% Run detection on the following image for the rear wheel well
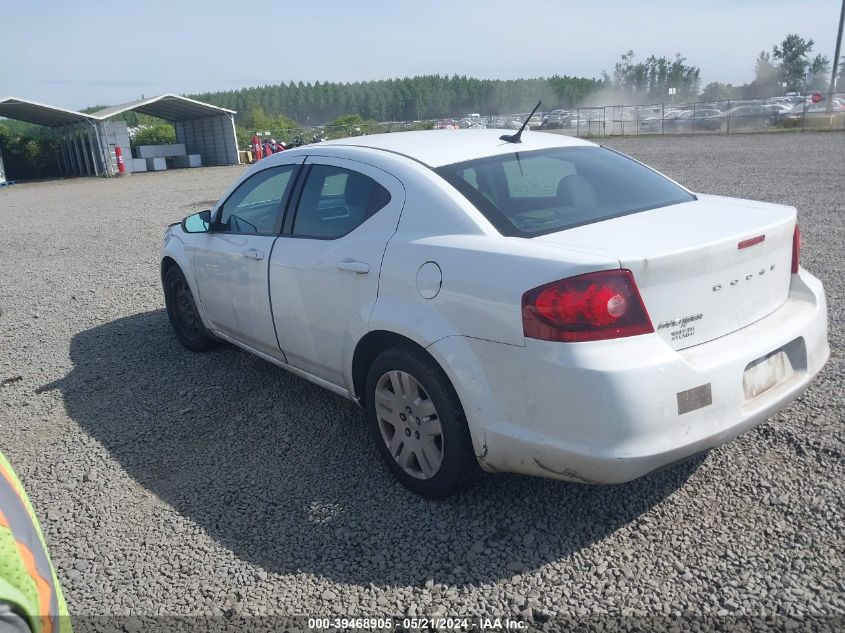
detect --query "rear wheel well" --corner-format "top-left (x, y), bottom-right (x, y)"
top-left (352, 331), bottom-right (433, 407)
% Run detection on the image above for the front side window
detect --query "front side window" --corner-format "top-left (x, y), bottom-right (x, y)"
top-left (436, 147), bottom-right (695, 237)
top-left (217, 165), bottom-right (296, 234)
top-left (292, 165), bottom-right (391, 239)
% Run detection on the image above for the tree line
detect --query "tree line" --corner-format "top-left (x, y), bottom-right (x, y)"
top-left (189, 74), bottom-right (605, 127)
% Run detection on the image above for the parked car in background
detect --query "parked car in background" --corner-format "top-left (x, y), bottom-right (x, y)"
top-left (527, 113), bottom-right (543, 129)
top-left (799, 100), bottom-right (845, 114)
top-left (459, 113), bottom-right (487, 129)
top-left (162, 129), bottom-right (828, 497)
top-left (783, 100), bottom-right (845, 127)
top-left (544, 109), bottom-right (572, 129)
top-left (506, 115), bottom-right (525, 129)
top-left (639, 109), bottom-right (682, 133)
top-left (457, 115), bottom-right (487, 129)
top-left (663, 108), bottom-right (726, 132)
top-left (568, 113), bottom-right (587, 128)
top-left (766, 103), bottom-right (794, 115)
top-left (726, 104), bottom-right (785, 129)
top-left (570, 111), bottom-right (607, 130)
top-left (782, 95), bottom-right (808, 107)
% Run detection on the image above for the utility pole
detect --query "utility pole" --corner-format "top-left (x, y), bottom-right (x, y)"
top-left (828, 0), bottom-right (845, 113)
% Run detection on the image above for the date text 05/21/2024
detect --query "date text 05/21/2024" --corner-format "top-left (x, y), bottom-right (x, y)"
top-left (307, 617), bottom-right (529, 630)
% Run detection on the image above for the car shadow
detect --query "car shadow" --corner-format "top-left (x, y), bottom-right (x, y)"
top-left (40, 309), bottom-right (702, 587)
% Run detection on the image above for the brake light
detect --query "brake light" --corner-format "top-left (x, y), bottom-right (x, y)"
top-left (522, 269), bottom-right (654, 342)
top-left (737, 235), bottom-right (765, 249)
top-left (791, 223), bottom-right (801, 274)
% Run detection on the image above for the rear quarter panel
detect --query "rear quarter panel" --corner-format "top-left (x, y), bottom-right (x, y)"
top-left (376, 171), bottom-right (619, 347)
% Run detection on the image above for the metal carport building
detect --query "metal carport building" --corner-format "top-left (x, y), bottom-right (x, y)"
top-left (0, 94), bottom-right (239, 178)
top-left (0, 96), bottom-right (105, 177)
top-left (90, 94), bottom-right (239, 170)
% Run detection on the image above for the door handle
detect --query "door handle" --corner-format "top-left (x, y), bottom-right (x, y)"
top-left (243, 249), bottom-right (265, 260)
top-left (336, 259), bottom-right (370, 274)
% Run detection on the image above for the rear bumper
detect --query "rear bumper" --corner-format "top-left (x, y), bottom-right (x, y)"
top-left (431, 270), bottom-right (828, 484)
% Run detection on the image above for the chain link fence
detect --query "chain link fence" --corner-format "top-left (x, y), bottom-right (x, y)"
top-left (567, 93), bottom-right (845, 137)
top-left (243, 92), bottom-right (844, 160)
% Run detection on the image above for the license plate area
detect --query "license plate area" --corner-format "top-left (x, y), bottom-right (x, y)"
top-left (742, 337), bottom-right (806, 401)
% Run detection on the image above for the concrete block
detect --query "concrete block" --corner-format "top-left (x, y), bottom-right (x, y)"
top-left (172, 154), bottom-right (202, 168)
top-left (145, 157), bottom-right (167, 171)
top-left (135, 144), bottom-right (186, 158)
top-left (131, 158), bottom-right (147, 172)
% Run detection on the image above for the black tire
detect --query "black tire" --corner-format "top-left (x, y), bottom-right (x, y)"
top-left (163, 266), bottom-right (217, 352)
top-left (365, 346), bottom-right (478, 498)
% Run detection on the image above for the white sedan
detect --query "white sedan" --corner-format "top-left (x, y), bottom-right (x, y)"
top-left (160, 129), bottom-right (829, 498)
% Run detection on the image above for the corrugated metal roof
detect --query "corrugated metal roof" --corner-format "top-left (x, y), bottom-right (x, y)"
top-left (0, 94), bottom-right (235, 128)
top-left (0, 96), bottom-right (95, 127)
top-left (90, 94), bottom-right (235, 120)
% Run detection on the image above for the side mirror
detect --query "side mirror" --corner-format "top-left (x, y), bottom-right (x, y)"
top-left (181, 210), bottom-right (211, 234)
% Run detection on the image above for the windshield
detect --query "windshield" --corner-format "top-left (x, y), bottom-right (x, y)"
top-left (435, 147), bottom-right (695, 237)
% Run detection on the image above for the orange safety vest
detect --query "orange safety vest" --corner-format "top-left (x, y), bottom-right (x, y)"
top-left (0, 454), bottom-right (70, 633)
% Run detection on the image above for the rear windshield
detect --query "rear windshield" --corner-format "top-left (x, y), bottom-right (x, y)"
top-left (435, 147), bottom-right (695, 237)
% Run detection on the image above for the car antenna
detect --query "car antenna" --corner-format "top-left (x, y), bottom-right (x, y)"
top-left (500, 101), bottom-right (541, 144)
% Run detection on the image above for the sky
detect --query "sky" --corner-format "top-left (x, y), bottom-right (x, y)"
top-left (1, 0), bottom-right (841, 110)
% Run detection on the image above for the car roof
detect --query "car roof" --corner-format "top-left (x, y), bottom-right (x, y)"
top-left (319, 129), bottom-right (596, 168)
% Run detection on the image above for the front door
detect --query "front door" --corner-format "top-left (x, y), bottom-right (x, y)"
top-left (193, 162), bottom-right (299, 358)
top-left (269, 156), bottom-right (405, 386)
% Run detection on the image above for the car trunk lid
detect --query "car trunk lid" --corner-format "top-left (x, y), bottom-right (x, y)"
top-left (533, 194), bottom-right (796, 350)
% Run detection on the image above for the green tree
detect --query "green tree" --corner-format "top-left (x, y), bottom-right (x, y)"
top-left (752, 51), bottom-right (781, 95)
top-left (699, 81), bottom-right (735, 101)
top-left (0, 124), bottom-right (60, 180)
top-left (610, 51), bottom-right (700, 100)
top-left (807, 54), bottom-right (831, 91)
top-left (772, 34), bottom-right (816, 91)
top-left (130, 123), bottom-right (176, 147)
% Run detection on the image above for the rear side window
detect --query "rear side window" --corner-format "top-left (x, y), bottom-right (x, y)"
top-left (292, 165), bottom-right (391, 239)
top-left (436, 147), bottom-right (695, 237)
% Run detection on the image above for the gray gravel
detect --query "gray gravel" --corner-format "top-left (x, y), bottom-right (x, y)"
top-left (0, 133), bottom-right (843, 628)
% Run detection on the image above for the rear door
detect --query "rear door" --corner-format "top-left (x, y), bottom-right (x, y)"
top-left (269, 156), bottom-right (405, 386)
top-left (193, 162), bottom-right (301, 358)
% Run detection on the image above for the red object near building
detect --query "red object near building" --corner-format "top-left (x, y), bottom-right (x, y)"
top-left (252, 135), bottom-right (263, 160)
top-left (810, 92), bottom-right (823, 104)
top-left (115, 146), bottom-right (126, 174)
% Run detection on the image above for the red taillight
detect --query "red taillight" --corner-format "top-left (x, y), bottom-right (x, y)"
top-left (522, 269), bottom-right (654, 342)
top-left (791, 223), bottom-right (801, 274)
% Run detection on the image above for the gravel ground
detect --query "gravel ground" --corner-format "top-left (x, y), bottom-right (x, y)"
top-left (0, 132), bottom-right (843, 630)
